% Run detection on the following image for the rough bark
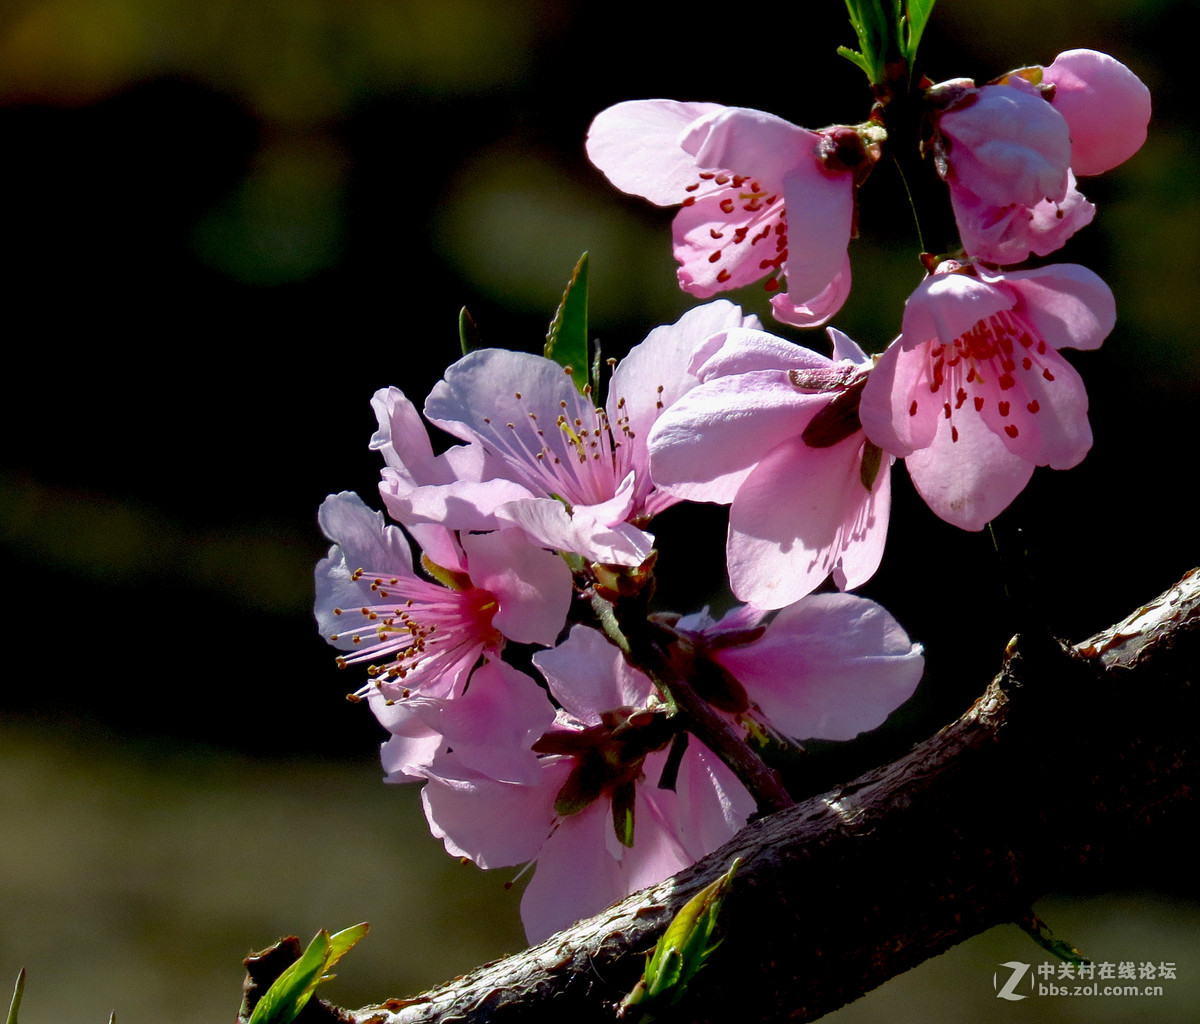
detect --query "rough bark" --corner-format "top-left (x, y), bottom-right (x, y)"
top-left (243, 568), bottom-right (1200, 1024)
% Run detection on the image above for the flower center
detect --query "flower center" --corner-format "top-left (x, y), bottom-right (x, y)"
top-left (911, 308), bottom-right (1054, 444)
top-left (331, 569), bottom-right (501, 697)
top-left (682, 170), bottom-right (789, 292)
top-left (474, 386), bottom-right (629, 510)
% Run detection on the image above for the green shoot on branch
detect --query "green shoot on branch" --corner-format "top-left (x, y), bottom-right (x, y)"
top-left (619, 858), bottom-right (743, 1019)
top-left (840, 0), bottom-right (938, 83)
top-left (247, 923), bottom-right (370, 1024)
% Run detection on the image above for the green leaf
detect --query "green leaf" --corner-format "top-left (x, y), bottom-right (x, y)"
top-left (837, 44), bottom-right (874, 78)
top-left (621, 858), bottom-right (742, 1015)
top-left (842, 0), bottom-right (892, 83)
top-left (458, 306), bottom-right (483, 355)
top-left (902, 0), bottom-right (936, 68)
top-left (6, 969), bottom-right (24, 1024)
top-left (544, 253), bottom-right (590, 395)
top-left (248, 923), bottom-right (370, 1024)
top-left (325, 922), bottom-right (371, 974)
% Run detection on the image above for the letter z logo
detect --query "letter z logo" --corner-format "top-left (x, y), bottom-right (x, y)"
top-left (994, 961), bottom-right (1032, 1000)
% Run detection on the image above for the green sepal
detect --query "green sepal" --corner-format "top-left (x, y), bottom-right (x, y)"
top-left (621, 857), bottom-right (742, 1015)
top-left (458, 306), bottom-right (483, 355)
top-left (248, 923), bottom-right (370, 1024)
top-left (553, 761), bottom-right (604, 817)
top-left (860, 441), bottom-right (884, 491)
top-left (544, 253), bottom-right (590, 395)
top-left (611, 779), bottom-right (637, 848)
top-left (420, 553), bottom-right (473, 591)
top-left (6, 969), bottom-right (24, 1024)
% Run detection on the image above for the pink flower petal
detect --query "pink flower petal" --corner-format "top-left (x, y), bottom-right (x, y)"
top-left (413, 660), bottom-right (556, 786)
top-left (950, 173), bottom-right (1095, 265)
top-left (725, 433), bottom-right (889, 607)
top-left (900, 271), bottom-right (1014, 353)
top-left (679, 106), bottom-right (818, 186)
top-left (672, 190), bottom-right (786, 297)
top-left (519, 800), bottom-right (625, 942)
top-left (904, 404), bottom-right (1035, 530)
top-left (939, 84), bottom-right (1071, 207)
top-left (532, 626), bottom-right (654, 723)
top-left (1043, 49), bottom-right (1151, 176)
top-left (771, 257), bottom-right (852, 327)
top-left (994, 264), bottom-right (1116, 351)
top-left (460, 530), bottom-right (572, 647)
top-left (715, 593), bottom-right (924, 741)
top-left (648, 369), bottom-right (827, 504)
top-left (780, 166), bottom-right (855, 304)
top-left (421, 759), bottom-right (567, 871)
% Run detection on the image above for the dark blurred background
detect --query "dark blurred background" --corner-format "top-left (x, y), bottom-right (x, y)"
top-left (1, 0), bottom-right (1197, 1021)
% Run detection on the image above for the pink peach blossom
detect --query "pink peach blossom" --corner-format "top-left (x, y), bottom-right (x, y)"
top-left (421, 626), bottom-right (755, 942)
top-left (673, 592), bottom-right (925, 743)
top-left (859, 262), bottom-right (1115, 530)
top-left (315, 491), bottom-right (571, 699)
top-left (934, 81), bottom-right (1071, 209)
top-left (648, 325), bottom-right (891, 608)
top-left (387, 301), bottom-right (758, 565)
top-left (586, 100), bottom-right (862, 326)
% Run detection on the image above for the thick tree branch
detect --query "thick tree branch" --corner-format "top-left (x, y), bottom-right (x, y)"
top-left (243, 568), bottom-right (1200, 1024)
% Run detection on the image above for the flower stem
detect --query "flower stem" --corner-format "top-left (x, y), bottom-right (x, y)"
top-left (601, 592), bottom-right (794, 814)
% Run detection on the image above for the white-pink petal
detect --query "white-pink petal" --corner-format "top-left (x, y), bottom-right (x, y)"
top-left (585, 99), bottom-right (725, 206)
top-left (680, 106), bottom-right (818, 186)
top-left (648, 369), bottom-right (827, 504)
top-left (900, 271), bottom-right (1014, 352)
top-left (780, 165), bottom-right (855, 303)
top-left (532, 625), bottom-right (655, 723)
top-left (771, 258), bottom-right (852, 328)
top-left (421, 759), bottom-right (568, 871)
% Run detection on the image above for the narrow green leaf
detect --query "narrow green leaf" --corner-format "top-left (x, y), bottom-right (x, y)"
top-left (837, 45), bottom-right (874, 78)
top-left (248, 930), bottom-right (331, 1024)
top-left (903, 0), bottom-right (937, 67)
top-left (458, 306), bottom-right (483, 355)
top-left (544, 253), bottom-right (590, 395)
top-left (6, 969), bottom-right (24, 1024)
top-left (325, 922), bottom-right (370, 974)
